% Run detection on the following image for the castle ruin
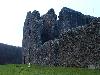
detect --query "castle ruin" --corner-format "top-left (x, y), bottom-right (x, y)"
top-left (22, 7), bottom-right (100, 68)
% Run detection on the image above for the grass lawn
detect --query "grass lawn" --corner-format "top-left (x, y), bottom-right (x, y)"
top-left (0, 64), bottom-right (100, 75)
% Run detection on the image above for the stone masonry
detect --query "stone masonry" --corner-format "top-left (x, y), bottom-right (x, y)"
top-left (22, 7), bottom-right (100, 68)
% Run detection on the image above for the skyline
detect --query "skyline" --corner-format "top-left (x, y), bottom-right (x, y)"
top-left (0, 0), bottom-right (100, 47)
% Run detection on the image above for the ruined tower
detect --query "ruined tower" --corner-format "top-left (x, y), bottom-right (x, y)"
top-left (22, 7), bottom-right (100, 68)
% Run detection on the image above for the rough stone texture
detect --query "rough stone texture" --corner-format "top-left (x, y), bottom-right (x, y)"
top-left (59, 23), bottom-right (100, 68)
top-left (22, 7), bottom-right (100, 69)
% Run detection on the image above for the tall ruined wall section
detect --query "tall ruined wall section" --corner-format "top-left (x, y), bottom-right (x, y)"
top-left (22, 7), bottom-right (100, 68)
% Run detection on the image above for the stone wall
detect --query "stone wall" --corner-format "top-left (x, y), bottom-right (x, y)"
top-left (22, 7), bottom-right (100, 68)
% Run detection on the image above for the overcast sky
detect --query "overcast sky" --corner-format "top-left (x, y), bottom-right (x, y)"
top-left (0, 0), bottom-right (100, 47)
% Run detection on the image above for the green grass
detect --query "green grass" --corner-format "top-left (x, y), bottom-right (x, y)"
top-left (0, 64), bottom-right (100, 75)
